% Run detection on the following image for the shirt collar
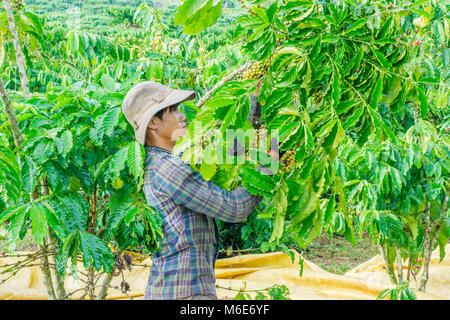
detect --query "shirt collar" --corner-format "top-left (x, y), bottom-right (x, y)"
top-left (145, 145), bottom-right (172, 154)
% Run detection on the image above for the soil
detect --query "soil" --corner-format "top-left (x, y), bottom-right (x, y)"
top-left (299, 232), bottom-right (379, 274)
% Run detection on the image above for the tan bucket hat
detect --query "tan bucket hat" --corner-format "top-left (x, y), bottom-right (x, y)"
top-left (122, 81), bottom-right (196, 146)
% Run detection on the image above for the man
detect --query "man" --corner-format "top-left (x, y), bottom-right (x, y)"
top-left (122, 81), bottom-right (277, 300)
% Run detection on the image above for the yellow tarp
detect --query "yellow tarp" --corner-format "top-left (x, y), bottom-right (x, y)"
top-left (1, 244), bottom-right (449, 300)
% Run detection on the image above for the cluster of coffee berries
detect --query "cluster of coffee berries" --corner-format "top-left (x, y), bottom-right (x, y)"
top-left (152, 32), bottom-right (162, 48)
top-left (312, 88), bottom-right (325, 104)
top-left (280, 150), bottom-right (297, 172)
top-left (238, 55), bottom-right (273, 81)
top-left (200, 132), bottom-right (214, 149)
top-left (264, 53), bottom-right (274, 69)
top-left (168, 39), bottom-right (181, 50)
top-left (239, 60), bottom-right (265, 80)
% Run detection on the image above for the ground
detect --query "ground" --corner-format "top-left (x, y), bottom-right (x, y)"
top-left (299, 232), bottom-right (379, 274)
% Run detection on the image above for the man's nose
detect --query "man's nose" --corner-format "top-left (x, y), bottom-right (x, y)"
top-left (179, 111), bottom-right (187, 122)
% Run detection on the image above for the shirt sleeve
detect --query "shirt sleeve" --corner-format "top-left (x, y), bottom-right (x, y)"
top-left (152, 154), bottom-right (263, 223)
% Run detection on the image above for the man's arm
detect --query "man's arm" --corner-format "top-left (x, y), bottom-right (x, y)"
top-left (152, 155), bottom-right (262, 223)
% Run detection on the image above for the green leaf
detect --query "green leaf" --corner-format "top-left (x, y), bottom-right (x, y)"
top-left (390, 167), bottom-right (403, 191)
top-left (103, 107), bottom-right (121, 137)
top-left (109, 146), bottom-right (129, 178)
top-left (43, 161), bottom-right (70, 193)
top-left (331, 69), bottom-right (341, 106)
top-left (378, 213), bottom-right (388, 237)
top-left (94, 155), bottom-right (112, 181)
top-left (174, 0), bottom-right (223, 34)
top-left (52, 193), bottom-right (89, 232)
top-left (100, 74), bottom-right (116, 91)
top-left (405, 287), bottom-right (416, 300)
top-left (293, 5), bottom-right (315, 22)
top-left (21, 155), bottom-right (37, 194)
top-left (29, 203), bottom-right (48, 245)
top-left (238, 166), bottom-right (276, 196)
top-left (371, 48), bottom-right (392, 68)
top-left (324, 193), bottom-right (335, 225)
top-left (343, 19), bottom-right (366, 34)
top-left (269, 181), bottom-right (288, 242)
top-left (377, 288), bottom-right (391, 300)
top-left (8, 205), bottom-right (30, 242)
top-left (380, 77), bottom-right (402, 105)
top-left (79, 231), bottom-right (114, 273)
top-left (344, 219), bottom-right (357, 246)
top-left (68, 31), bottom-right (79, 55)
top-left (342, 107), bottom-right (364, 130)
top-left (417, 86), bottom-right (428, 119)
top-left (0, 203), bottom-right (29, 226)
top-left (0, 146), bottom-right (21, 204)
top-left (300, 60), bottom-right (312, 88)
top-left (42, 202), bottom-right (66, 240)
top-left (33, 139), bottom-right (55, 164)
top-left (200, 144), bottom-right (217, 181)
top-left (127, 141), bottom-right (144, 180)
top-left (370, 75), bottom-right (384, 110)
top-left (56, 230), bottom-right (79, 277)
top-left (437, 229), bottom-right (449, 262)
top-left (55, 130), bottom-right (73, 157)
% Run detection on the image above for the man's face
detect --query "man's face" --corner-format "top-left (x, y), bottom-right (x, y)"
top-left (154, 105), bottom-right (187, 142)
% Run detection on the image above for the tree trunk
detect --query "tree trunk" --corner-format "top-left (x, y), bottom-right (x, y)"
top-left (0, 78), bottom-right (22, 147)
top-left (418, 195), bottom-right (448, 292)
top-left (97, 271), bottom-right (114, 300)
top-left (195, 62), bottom-right (252, 108)
top-left (40, 175), bottom-right (67, 299)
top-left (379, 244), bottom-right (398, 285)
top-left (38, 238), bottom-right (57, 300)
top-left (48, 231), bottom-right (67, 299)
top-left (88, 267), bottom-right (96, 300)
top-left (396, 248), bottom-right (403, 284)
top-left (407, 252), bottom-right (412, 282)
top-left (3, 0), bottom-right (32, 99)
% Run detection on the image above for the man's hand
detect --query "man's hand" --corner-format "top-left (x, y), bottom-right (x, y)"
top-left (268, 149), bottom-right (279, 161)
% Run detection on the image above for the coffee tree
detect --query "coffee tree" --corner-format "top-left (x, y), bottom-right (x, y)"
top-left (173, 0), bottom-right (449, 291)
top-left (0, 3), bottom-right (223, 299)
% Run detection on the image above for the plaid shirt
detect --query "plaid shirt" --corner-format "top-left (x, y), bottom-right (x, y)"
top-left (142, 146), bottom-right (262, 300)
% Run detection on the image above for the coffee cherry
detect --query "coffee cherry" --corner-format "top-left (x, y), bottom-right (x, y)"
top-left (280, 150), bottom-right (297, 172)
top-left (237, 55), bottom-right (273, 81)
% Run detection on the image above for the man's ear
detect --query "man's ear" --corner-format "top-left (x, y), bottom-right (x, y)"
top-left (147, 117), bottom-right (160, 130)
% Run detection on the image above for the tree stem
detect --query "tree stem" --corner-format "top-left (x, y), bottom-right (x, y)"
top-left (396, 248), bottom-right (403, 284)
top-left (195, 62), bottom-right (252, 109)
top-left (418, 195), bottom-right (448, 292)
top-left (3, 0), bottom-right (32, 99)
top-left (96, 270), bottom-right (114, 300)
top-left (0, 78), bottom-right (22, 147)
top-left (379, 244), bottom-right (397, 285)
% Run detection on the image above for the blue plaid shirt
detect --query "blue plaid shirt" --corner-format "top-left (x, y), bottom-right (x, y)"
top-left (142, 146), bottom-right (262, 299)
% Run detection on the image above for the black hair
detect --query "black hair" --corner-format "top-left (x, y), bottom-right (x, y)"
top-left (153, 103), bottom-right (180, 120)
